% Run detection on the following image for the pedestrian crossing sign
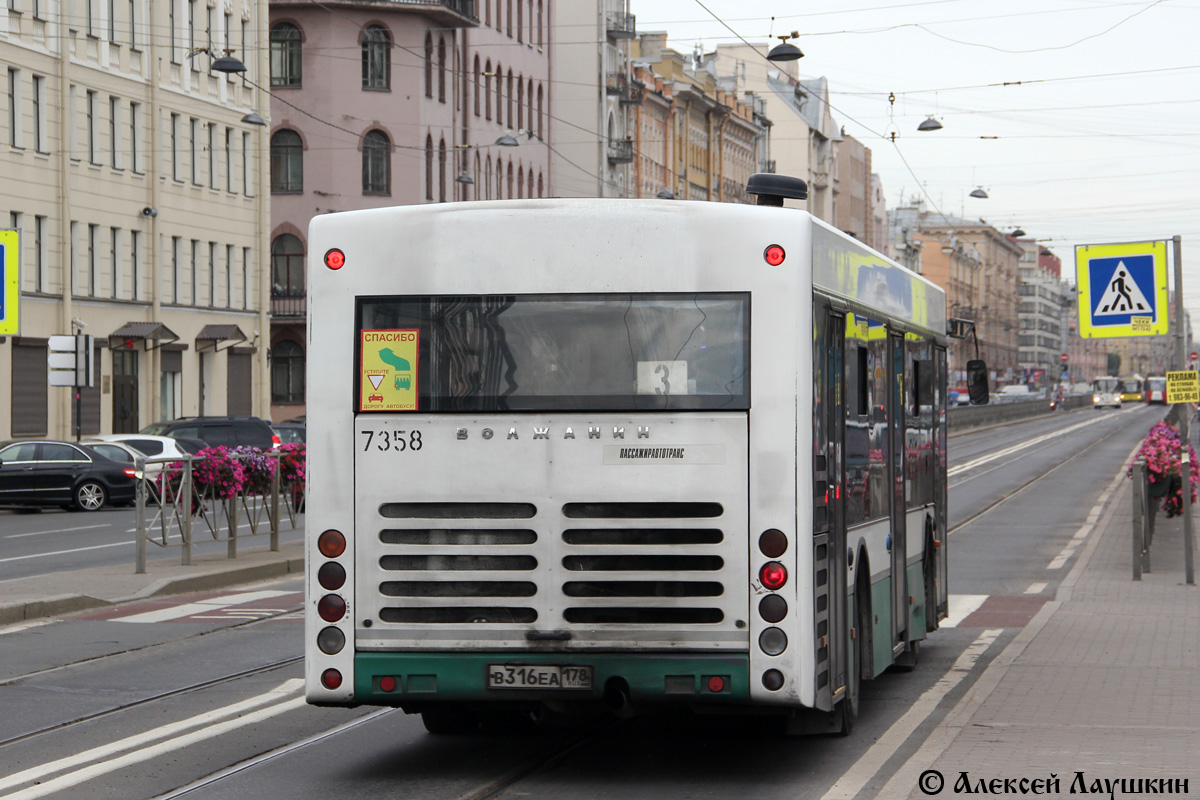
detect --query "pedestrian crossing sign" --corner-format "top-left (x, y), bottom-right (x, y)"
top-left (1076, 240), bottom-right (1168, 338)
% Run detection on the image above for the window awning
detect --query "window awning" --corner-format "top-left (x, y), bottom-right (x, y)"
top-left (109, 322), bottom-right (180, 351)
top-left (196, 324), bottom-right (248, 352)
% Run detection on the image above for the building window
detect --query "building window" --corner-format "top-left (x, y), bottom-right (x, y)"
top-left (425, 135), bottom-right (433, 200)
top-left (129, 101), bottom-right (141, 172)
top-left (208, 241), bottom-right (216, 306)
top-left (190, 239), bottom-right (198, 305)
top-left (130, 229), bottom-right (139, 300)
top-left (170, 112), bottom-right (180, 181)
top-left (242, 131), bottom-right (251, 196)
top-left (34, 215), bottom-right (46, 293)
top-left (171, 236), bottom-right (180, 303)
top-left (225, 126), bottom-right (233, 191)
top-left (270, 23), bottom-right (302, 87)
top-left (438, 138), bottom-right (446, 203)
top-left (88, 224), bottom-right (98, 296)
top-left (473, 55), bottom-right (481, 116)
top-left (107, 96), bottom-right (120, 168)
top-left (424, 33), bottom-right (432, 98)
top-left (271, 340), bottom-right (305, 404)
top-left (362, 129), bottom-right (390, 195)
top-left (270, 129), bottom-right (303, 193)
top-left (189, 117), bottom-right (198, 184)
top-left (437, 37), bottom-right (446, 103)
top-left (271, 234), bottom-right (304, 298)
top-left (225, 244), bottom-right (234, 306)
top-left (87, 90), bottom-right (98, 164)
top-left (362, 25), bottom-right (390, 90)
top-left (243, 247), bottom-right (250, 308)
top-left (32, 75), bottom-right (46, 153)
top-left (110, 227), bottom-right (120, 297)
top-left (485, 60), bottom-right (492, 120)
top-left (6, 69), bottom-right (18, 149)
top-left (207, 122), bottom-right (216, 188)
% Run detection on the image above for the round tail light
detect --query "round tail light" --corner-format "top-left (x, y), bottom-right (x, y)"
top-left (762, 669), bottom-right (785, 691)
top-left (318, 529), bottom-right (346, 558)
top-left (760, 561), bottom-right (788, 591)
top-left (318, 561), bottom-right (347, 591)
top-left (317, 626), bottom-right (345, 655)
top-left (321, 668), bottom-right (343, 690)
top-left (318, 594), bottom-right (347, 622)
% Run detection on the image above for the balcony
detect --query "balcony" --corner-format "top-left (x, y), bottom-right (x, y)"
top-left (607, 139), bottom-right (634, 164)
top-left (391, 0), bottom-right (479, 26)
top-left (607, 12), bottom-right (636, 40)
top-left (271, 292), bottom-right (307, 318)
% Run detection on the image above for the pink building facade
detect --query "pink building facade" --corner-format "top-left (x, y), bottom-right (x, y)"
top-left (267, 0), bottom-right (551, 420)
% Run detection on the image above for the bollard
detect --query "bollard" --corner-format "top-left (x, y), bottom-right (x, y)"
top-left (135, 456), bottom-right (147, 574)
top-left (181, 458), bottom-right (193, 566)
top-left (1132, 460), bottom-right (1145, 580)
top-left (270, 453), bottom-right (281, 552)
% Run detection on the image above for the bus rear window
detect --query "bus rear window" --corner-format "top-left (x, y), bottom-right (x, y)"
top-left (356, 293), bottom-right (750, 412)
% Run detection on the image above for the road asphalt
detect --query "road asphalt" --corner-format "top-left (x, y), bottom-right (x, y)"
top-left (2, 468), bottom-right (1197, 794)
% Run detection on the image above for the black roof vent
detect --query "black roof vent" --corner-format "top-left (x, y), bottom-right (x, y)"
top-left (746, 173), bottom-right (808, 206)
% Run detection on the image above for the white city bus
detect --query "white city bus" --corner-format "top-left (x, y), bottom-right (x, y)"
top-left (305, 178), bottom-right (952, 735)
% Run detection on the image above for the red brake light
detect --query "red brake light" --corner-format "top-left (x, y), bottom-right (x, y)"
top-left (123, 468), bottom-right (137, 478)
top-left (321, 668), bottom-right (343, 690)
top-left (760, 561), bottom-right (788, 591)
top-left (706, 676), bottom-right (726, 693)
top-left (764, 244), bottom-right (786, 266)
top-left (325, 248), bottom-right (345, 270)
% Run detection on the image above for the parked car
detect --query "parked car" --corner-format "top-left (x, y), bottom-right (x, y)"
top-left (86, 434), bottom-right (207, 460)
top-left (0, 440), bottom-right (138, 511)
top-left (140, 417), bottom-right (279, 450)
top-left (271, 421), bottom-right (306, 444)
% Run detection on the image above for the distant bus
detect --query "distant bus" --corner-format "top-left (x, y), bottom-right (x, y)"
top-left (1120, 376), bottom-right (1144, 403)
top-left (1092, 376), bottom-right (1122, 409)
top-left (1145, 376), bottom-right (1167, 404)
top-left (305, 182), bottom-right (956, 736)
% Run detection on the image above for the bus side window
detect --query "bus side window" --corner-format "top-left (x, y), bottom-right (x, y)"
top-left (855, 348), bottom-right (869, 417)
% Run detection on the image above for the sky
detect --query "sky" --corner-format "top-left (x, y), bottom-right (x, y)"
top-left (630, 0), bottom-right (1200, 327)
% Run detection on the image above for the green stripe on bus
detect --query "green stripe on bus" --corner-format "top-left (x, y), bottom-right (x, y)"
top-left (354, 652), bottom-right (751, 703)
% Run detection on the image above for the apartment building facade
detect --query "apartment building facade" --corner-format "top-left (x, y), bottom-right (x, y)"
top-left (1, 0), bottom-right (271, 440)
top-left (266, 0), bottom-right (550, 420)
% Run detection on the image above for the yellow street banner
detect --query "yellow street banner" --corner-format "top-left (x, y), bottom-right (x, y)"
top-left (1076, 240), bottom-right (1168, 338)
top-left (360, 329), bottom-right (419, 411)
top-left (1166, 370), bottom-right (1200, 405)
top-left (0, 229), bottom-right (19, 336)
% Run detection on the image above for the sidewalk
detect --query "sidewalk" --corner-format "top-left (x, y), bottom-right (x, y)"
top-left (883, 474), bottom-right (1200, 797)
top-left (0, 540), bottom-right (304, 626)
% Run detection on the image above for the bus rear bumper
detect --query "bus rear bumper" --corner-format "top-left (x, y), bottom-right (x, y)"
top-left (352, 651), bottom-right (751, 707)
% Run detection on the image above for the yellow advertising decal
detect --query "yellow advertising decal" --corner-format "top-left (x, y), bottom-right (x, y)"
top-left (0, 229), bottom-right (19, 336)
top-left (1166, 370), bottom-right (1199, 405)
top-left (360, 329), bottom-right (419, 411)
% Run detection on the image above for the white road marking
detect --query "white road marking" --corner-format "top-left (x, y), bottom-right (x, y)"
top-left (0, 540), bottom-right (132, 564)
top-left (948, 414), bottom-right (1113, 478)
top-left (0, 678), bottom-right (303, 797)
top-left (940, 594), bottom-right (987, 628)
top-left (1024, 582), bottom-right (1047, 594)
top-left (4, 524), bottom-right (109, 538)
top-left (108, 590), bottom-right (295, 623)
top-left (819, 629), bottom-right (1002, 800)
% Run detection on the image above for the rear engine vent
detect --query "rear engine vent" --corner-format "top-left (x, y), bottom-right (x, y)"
top-left (380, 555), bottom-right (537, 571)
top-left (380, 607), bottom-right (537, 624)
top-left (381, 581), bottom-right (537, 597)
top-left (563, 581), bottom-right (722, 597)
top-left (563, 608), bottom-right (723, 624)
top-left (562, 502), bottom-right (723, 519)
top-left (380, 502), bottom-right (536, 519)
top-left (562, 555), bottom-right (723, 571)
top-left (562, 528), bottom-right (722, 545)
top-left (381, 529), bottom-right (537, 545)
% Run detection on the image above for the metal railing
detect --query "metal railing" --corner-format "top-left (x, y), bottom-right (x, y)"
top-left (1129, 459), bottom-right (1158, 580)
top-left (133, 451), bottom-right (305, 573)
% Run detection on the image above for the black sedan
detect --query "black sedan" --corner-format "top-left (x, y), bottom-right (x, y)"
top-left (0, 440), bottom-right (138, 511)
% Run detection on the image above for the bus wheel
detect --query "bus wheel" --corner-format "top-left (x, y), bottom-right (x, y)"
top-left (421, 705), bottom-right (481, 734)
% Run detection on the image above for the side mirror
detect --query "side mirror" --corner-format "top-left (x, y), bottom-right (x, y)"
top-left (967, 360), bottom-right (990, 405)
